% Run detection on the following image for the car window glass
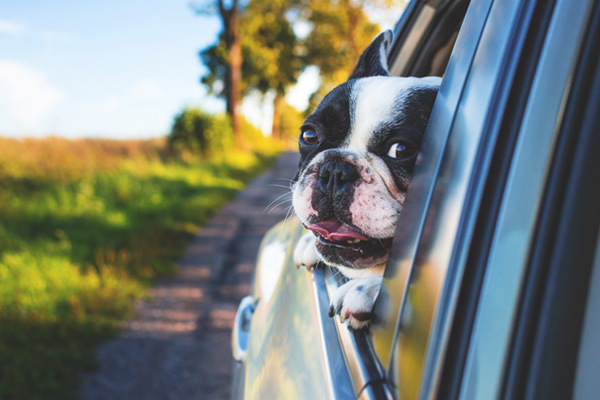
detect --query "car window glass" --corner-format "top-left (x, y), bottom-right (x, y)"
top-left (368, 0), bottom-right (519, 398)
top-left (371, 0), bottom-right (478, 362)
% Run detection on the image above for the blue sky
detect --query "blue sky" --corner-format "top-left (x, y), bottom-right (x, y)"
top-left (0, 1), bottom-right (399, 139)
top-left (0, 1), bottom-right (233, 138)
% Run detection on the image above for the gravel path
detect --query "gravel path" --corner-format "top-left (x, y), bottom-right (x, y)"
top-left (80, 152), bottom-right (300, 400)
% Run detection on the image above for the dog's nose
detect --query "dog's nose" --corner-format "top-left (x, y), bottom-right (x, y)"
top-left (318, 161), bottom-right (359, 199)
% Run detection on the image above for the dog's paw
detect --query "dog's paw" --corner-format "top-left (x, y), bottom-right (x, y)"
top-left (328, 276), bottom-right (382, 330)
top-left (294, 232), bottom-right (320, 271)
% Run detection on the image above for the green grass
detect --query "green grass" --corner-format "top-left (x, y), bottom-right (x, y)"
top-left (0, 138), bottom-right (279, 399)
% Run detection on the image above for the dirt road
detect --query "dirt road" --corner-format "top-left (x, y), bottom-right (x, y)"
top-left (80, 152), bottom-right (300, 400)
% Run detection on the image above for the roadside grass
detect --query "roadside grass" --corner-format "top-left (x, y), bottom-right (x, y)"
top-left (0, 137), bottom-right (280, 399)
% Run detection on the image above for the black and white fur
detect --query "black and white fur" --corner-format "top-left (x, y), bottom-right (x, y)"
top-left (292, 30), bottom-right (440, 329)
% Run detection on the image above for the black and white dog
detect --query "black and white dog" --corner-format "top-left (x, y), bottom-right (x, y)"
top-left (292, 30), bottom-right (441, 329)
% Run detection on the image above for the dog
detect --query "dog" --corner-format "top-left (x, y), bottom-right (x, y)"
top-left (292, 30), bottom-right (441, 329)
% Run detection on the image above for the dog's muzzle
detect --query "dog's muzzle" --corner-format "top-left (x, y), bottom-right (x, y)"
top-left (317, 161), bottom-right (359, 201)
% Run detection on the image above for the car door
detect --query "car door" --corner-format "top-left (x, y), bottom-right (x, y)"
top-left (368, 0), bottom-right (599, 399)
top-left (231, 1), bottom-right (471, 399)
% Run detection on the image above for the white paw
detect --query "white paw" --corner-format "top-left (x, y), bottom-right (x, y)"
top-left (329, 276), bottom-right (382, 329)
top-left (294, 232), bottom-right (320, 271)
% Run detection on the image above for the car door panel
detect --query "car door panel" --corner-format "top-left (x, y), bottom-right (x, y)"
top-left (457, 0), bottom-right (596, 399)
top-left (243, 219), bottom-right (355, 400)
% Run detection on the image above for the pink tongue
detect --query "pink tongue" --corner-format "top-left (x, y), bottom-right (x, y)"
top-left (307, 219), bottom-right (370, 242)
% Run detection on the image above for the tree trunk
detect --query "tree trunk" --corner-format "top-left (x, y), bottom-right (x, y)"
top-left (219, 0), bottom-right (243, 147)
top-left (271, 92), bottom-right (284, 141)
top-left (227, 28), bottom-right (242, 145)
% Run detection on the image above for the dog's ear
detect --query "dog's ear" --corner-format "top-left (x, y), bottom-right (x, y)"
top-left (348, 30), bottom-right (393, 80)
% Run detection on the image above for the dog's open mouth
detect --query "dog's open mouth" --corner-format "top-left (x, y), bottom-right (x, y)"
top-left (307, 219), bottom-right (393, 254)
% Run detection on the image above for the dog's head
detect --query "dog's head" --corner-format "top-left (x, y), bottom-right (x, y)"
top-left (292, 30), bottom-right (441, 275)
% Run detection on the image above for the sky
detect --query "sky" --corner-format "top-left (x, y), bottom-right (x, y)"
top-left (0, 1), bottom-right (398, 139)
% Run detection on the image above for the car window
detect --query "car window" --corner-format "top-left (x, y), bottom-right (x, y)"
top-left (389, 0), bottom-right (470, 77)
top-left (369, 0), bottom-right (489, 390)
top-left (369, 0), bottom-right (582, 398)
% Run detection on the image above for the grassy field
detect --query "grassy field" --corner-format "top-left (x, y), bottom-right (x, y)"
top-left (0, 137), bottom-right (279, 399)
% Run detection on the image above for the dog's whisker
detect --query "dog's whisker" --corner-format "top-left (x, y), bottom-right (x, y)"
top-left (267, 199), bottom-right (293, 215)
top-left (263, 192), bottom-right (293, 214)
top-left (266, 201), bottom-right (293, 216)
top-left (282, 204), bottom-right (296, 224)
top-left (267, 184), bottom-right (294, 190)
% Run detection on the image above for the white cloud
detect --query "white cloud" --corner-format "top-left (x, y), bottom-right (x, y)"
top-left (0, 19), bottom-right (27, 35)
top-left (0, 60), bottom-right (63, 125)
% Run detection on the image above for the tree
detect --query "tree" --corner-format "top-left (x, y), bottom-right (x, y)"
top-left (197, 0), bottom-right (399, 138)
top-left (194, 0), bottom-right (244, 145)
top-left (241, 0), bottom-right (303, 139)
top-left (200, 0), bottom-right (304, 140)
top-left (303, 0), bottom-right (381, 108)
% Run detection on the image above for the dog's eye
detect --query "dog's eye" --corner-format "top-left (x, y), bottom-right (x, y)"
top-left (301, 130), bottom-right (319, 145)
top-left (387, 142), bottom-right (416, 160)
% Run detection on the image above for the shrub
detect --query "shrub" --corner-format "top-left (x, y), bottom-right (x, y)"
top-left (167, 108), bottom-right (234, 157)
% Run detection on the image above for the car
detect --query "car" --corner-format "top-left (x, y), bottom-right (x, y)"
top-left (230, 0), bottom-right (600, 398)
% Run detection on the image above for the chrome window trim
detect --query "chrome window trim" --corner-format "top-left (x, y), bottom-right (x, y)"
top-left (311, 267), bottom-right (357, 399)
top-left (457, 0), bottom-right (596, 399)
top-left (322, 268), bottom-right (387, 395)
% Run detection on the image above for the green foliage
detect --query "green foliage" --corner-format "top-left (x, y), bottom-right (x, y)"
top-left (0, 137), bottom-right (278, 399)
top-left (168, 107), bottom-right (284, 156)
top-left (168, 107), bottom-right (235, 156)
top-left (200, 33), bottom-right (254, 99)
top-left (303, 0), bottom-right (381, 107)
top-left (241, 0), bottom-right (303, 96)
top-left (198, 0), bottom-right (399, 121)
top-left (200, 0), bottom-right (303, 101)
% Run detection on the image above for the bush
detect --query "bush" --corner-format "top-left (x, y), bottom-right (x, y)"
top-left (168, 108), bottom-right (234, 157)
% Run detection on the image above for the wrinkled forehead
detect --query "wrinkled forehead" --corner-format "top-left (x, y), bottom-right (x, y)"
top-left (305, 76), bottom-right (438, 152)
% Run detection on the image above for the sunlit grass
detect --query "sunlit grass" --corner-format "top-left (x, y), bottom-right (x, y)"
top-left (0, 136), bottom-right (280, 399)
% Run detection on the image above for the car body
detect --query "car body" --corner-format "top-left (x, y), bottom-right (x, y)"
top-left (231, 0), bottom-right (600, 398)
